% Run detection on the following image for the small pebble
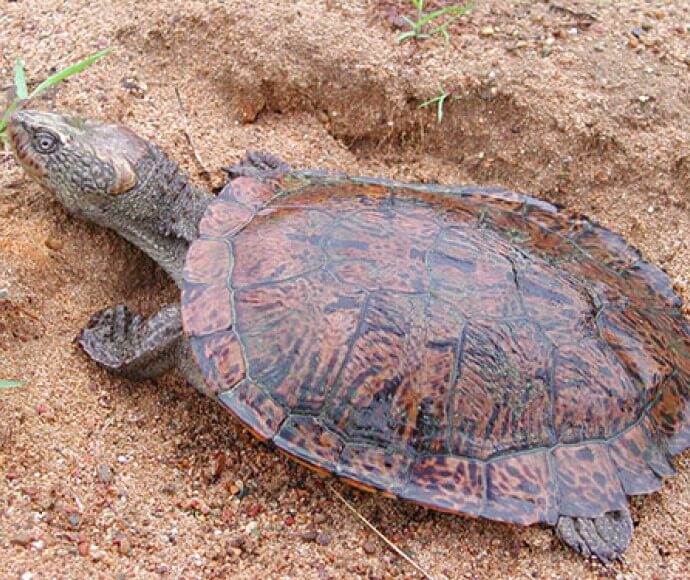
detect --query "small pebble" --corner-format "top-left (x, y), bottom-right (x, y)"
top-left (68, 514), bottom-right (81, 528)
top-left (245, 521), bottom-right (258, 534)
top-left (20, 573), bottom-right (34, 580)
top-left (594, 41), bottom-right (605, 52)
top-left (97, 465), bottom-right (113, 484)
top-left (44, 237), bottom-right (64, 251)
top-left (313, 513), bottom-right (327, 525)
top-left (363, 539), bottom-right (377, 555)
top-left (315, 532), bottom-right (331, 546)
top-left (480, 26), bottom-right (494, 37)
top-left (115, 535), bottom-right (131, 556)
top-left (31, 540), bottom-right (45, 551)
top-left (299, 530), bottom-right (318, 542)
top-left (227, 536), bottom-right (245, 549)
top-left (78, 541), bottom-right (90, 557)
top-left (541, 46), bottom-right (552, 57)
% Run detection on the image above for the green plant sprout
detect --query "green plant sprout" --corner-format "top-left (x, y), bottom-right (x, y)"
top-left (396, 1), bottom-right (474, 44)
top-left (418, 86), bottom-right (459, 123)
top-left (1, 48), bottom-right (110, 142)
top-left (0, 379), bottom-right (24, 389)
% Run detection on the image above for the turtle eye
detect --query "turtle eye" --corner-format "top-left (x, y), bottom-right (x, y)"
top-left (33, 131), bottom-right (59, 154)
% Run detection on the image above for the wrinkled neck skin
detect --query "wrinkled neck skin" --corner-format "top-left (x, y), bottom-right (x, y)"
top-left (87, 145), bottom-right (212, 287)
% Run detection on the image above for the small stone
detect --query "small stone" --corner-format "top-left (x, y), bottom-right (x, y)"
top-left (227, 535), bottom-right (245, 550)
top-left (363, 539), bottom-right (377, 555)
top-left (245, 521), bottom-right (258, 534)
top-left (78, 541), bottom-right (90, 557)
top-left (31, 540), bottom-right (45, 551)
top-left (284, 516), bottom-right (295, 526)
top-left (631, 27), bottom-right (644, 39)
top-left (91, 550), bottom-right (106, 562)
top-left (638, 95), bottom-right (652, 103)
top-left (299, 530), bottom-right (318, 542)
top-left (44, 237), bottom-right (64, 251)
top-left (20, 573), bottom-right (34, 580)
top-left (314, 513), bottom-right (327, 525)
top-left (97, 465), bottom-right (113, 484)
top-left (541, 46), bottom-right (552, 57)
top-left (545, 36), bottom-right (555, 46)
top-left (593, 41), bottom-right (605, 52)
top-left (116, 455), bottom-right (128, 464)
top-left (480, 26), bottom-right (494, 37)
top-left (246, 504), bottom-right (262, 517)
top-left (68, 514), bottom-right (81, 528)
top-left (315, 532), bottom-right (331, 546)
top-left (641, 22), bottom-right (653, 31)
top-left (115, 535), bottom-right (131, 556)
top-left (11, 533), bottom-right (33, 547)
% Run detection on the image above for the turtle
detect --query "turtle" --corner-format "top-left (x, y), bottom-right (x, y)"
top-left (8, 109), bottom-right (690, 563)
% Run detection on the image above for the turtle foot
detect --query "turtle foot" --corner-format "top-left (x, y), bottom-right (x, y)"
top-left (223, 151), bottom-right (291, 181)
top-left (78, 303), bottom-right (182, 381)
top-left (556, 509), bottom-right (633, 564)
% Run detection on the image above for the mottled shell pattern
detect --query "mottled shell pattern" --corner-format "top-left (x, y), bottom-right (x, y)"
top-left (181, 173), bottom-right (690, 526)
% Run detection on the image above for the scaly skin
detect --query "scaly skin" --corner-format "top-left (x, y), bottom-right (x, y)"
top-left (8, 109), bottom-right (635, 563)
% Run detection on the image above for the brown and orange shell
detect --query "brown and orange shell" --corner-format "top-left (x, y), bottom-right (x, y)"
top-left (181, 173), bottom-right (690, 526)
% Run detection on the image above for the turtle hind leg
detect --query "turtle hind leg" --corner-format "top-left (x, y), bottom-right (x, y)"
top-left (78, 303), bottom-right (183, 381)
top-left (222, 151), bottom-right (291, 181)
top-left (556, 509), bottom-right (633, 564)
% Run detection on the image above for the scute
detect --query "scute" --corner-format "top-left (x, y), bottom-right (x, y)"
top-left (181, 173), bottom-right (690, 526)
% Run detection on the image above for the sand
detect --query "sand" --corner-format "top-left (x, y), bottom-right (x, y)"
top-left (1, 1), bottom-right (689, 578)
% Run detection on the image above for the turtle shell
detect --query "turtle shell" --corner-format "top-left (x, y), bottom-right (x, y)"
top-left (181, 173), bottom-right (690, 526)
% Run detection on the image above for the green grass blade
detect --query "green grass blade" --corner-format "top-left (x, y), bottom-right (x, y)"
top-left (417, 5), bottom-right (471, 28)
top-left (0, 99), bottom-right (21, 135)
top-left (418, 95), bottom-right (441, 109)
top-left (437, 96), bottom-right (447, 123)
top-left (0, 379), bottom-right (24, 389)
top-left (396, 30), bottom-right (418, 44)
top-left (14, 59), bottom-right (28, 100)
top-left (29, 48), bottom-right (110, 99)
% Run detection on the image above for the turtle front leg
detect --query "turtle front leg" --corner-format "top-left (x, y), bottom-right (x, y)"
top-left (78, 304), bottom-right (185, 381)
top-left (555, 509), bottom-right (633, 563)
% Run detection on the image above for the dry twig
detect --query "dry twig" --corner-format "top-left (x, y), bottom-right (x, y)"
top-left (174, 87), bottom-right (212, 184)
top-left (329, 484), bottom-right (435, 580)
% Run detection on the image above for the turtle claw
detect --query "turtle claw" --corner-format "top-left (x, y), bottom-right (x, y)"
top-left (77, 303), bottom-right (182, 381)
top-left (556, 510), bottom-right (633, 564)
top-left (223, 151), bottom-right (291, 181)
top-left (78, 304), bottom-right (143, 372)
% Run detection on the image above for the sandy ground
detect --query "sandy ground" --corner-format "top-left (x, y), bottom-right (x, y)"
top-left (1, 1), bottom-right (689, 578)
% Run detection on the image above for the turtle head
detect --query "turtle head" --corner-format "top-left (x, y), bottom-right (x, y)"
top-left (8, 109), bottom-right (151, 217)
top-left (8, 109), bottom-right (213, 287)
